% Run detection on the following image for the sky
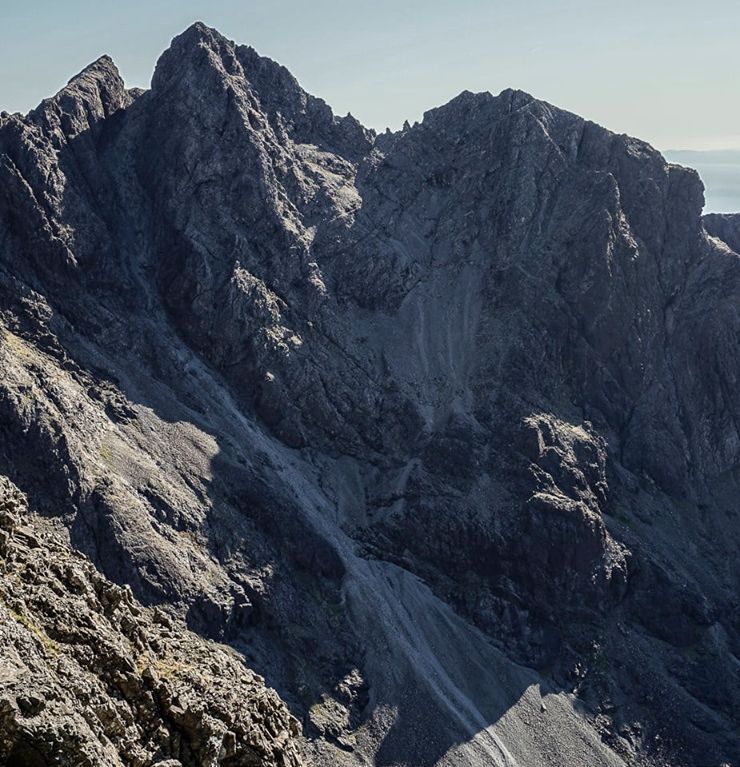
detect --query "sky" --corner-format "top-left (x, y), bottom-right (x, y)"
top-left (1, 1), bottom-right (740, 208)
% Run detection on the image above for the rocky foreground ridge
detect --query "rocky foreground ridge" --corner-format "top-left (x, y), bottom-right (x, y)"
top-left (0, 22), bottom-right (738, 767)
top-left (0, 477), bottom-right (302, 766)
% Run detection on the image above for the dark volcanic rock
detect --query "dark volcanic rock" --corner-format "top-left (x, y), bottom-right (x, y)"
top-left (704, 211), bottom-right (740, 252)
top-left (0, 21), bottom-right (738, 767)
top-left (0, 476), bottom-right (303, 767)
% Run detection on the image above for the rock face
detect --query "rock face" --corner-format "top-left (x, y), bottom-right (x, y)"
top-left (0, 477), bottom-right (303, 767)
top-left (704, 212), bottom-right (740, 253)
top-left (0, 21), bottom-right (738, 767)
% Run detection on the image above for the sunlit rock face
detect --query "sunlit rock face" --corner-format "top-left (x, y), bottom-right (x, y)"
top-left (0, 22), bottom-right (738, 767)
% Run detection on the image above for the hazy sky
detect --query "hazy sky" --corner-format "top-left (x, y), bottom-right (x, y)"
top-left (1, 0), bottom-right (739, 152)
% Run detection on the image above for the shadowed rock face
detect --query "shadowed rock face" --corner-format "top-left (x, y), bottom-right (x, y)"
top-left (0, 21), bottom-right (738, 767)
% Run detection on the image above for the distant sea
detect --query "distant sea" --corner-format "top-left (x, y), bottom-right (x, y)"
top-left (663, 149), bottom-right (740, 214)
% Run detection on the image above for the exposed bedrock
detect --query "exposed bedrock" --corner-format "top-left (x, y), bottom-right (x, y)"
top-left (0, 21), bottom-right (738, 767)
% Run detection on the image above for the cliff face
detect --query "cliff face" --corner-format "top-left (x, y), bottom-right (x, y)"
top-left (0, 22), bottom-right (738, 767)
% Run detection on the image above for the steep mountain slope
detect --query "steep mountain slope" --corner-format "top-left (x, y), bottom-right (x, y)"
top-left (0, 22), bottom-right (738, 767)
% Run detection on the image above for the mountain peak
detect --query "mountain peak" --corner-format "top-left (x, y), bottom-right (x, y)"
top-left (28, 53), bottom-right (129, 138)
top-left (69, 54), bottom-right (119, 82)
top-left (169, 19), bottom-right (233, 56)
top-left (179, 20), bottom-right (221, 41)
top-left (151, 20), bottom-right (244, 93)
top-left (150, 22), bottom-right (373, 161)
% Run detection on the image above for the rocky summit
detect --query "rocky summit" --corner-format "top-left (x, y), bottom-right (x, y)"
top-left (0, 21), bottom-right (738, 767)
